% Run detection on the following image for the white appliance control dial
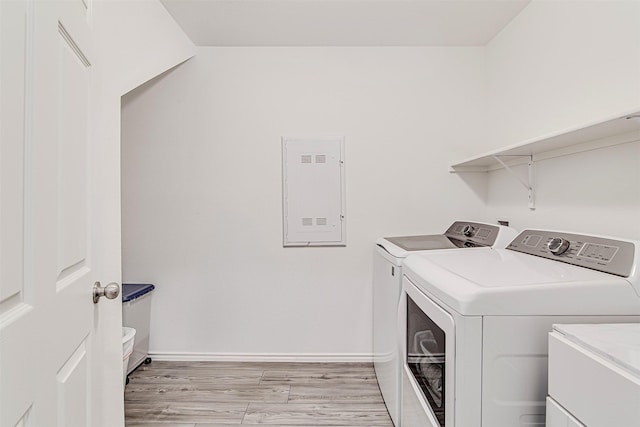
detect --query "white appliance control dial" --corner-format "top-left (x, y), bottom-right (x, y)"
top-left (463, 225), bottom-right (475, 237)
top-left (548, 238), bottom-right (571, 255)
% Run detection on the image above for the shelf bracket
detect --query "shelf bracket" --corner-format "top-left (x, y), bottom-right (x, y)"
top-left (492, 155), bottom-right (535, 210)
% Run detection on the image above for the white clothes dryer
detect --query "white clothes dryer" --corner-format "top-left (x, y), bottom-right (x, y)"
top-left (400, 229), bottom-right (640, 427)
top-left (547, 323), bottom-right (640, 427)
top-left (373, 221), bottom-right (517, 426)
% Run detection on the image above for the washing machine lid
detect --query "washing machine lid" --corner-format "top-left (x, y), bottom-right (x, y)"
top-left (377, 234), bottom-right (459, 258)
top-left (403, 244), bottom-right (640, 316)
top-left (376, 220), bottom-right (518, 258)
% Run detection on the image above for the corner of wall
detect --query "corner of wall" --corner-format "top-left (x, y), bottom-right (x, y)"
top-left (95, 0), bottom-right (196, 97)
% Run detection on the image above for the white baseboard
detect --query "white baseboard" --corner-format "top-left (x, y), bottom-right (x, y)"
top-left (148, 351), bottom-right (373, 363)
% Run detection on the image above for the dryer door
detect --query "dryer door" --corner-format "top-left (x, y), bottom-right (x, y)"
top-left (402, 277), bottom-right (456, 427)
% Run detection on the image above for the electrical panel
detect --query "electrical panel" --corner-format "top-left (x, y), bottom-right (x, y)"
top-left (282, 137), bottom-right (345, 246)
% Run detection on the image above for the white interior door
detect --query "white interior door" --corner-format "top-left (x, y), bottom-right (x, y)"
top-left (1, 1), bottom-right (122, 426)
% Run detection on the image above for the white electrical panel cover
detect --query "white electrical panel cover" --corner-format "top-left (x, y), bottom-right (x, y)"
top-left (282, 137), bottom-right (345, 246)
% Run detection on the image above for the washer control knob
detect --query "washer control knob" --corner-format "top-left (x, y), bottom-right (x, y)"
top-left (462, 225), bottom-right (475, 237)
top-left (548, 238), bottom-right (571, 255)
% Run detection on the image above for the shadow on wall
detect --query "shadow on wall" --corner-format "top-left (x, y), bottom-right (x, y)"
top-left (451, 171), bottom-right (488, 205)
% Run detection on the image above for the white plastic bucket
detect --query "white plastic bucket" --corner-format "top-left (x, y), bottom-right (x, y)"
top-left (122, 327), bottom-right (136, 387)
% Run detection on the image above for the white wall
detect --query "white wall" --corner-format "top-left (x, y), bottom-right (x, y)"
top-left (98, 0), bottom-right (196, 96)
top-left (121, 47), bottom-right (488, 358)
top-left (478, 0), bottom-right (640, 237)
top-left (485, 143), bottom-right (640, 237)
top-left (484, 0), bottom-right (640, 151)
top-left (91, 0), bottom-right (194, 423)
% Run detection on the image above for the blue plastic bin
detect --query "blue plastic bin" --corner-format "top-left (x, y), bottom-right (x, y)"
top-left (122, 283), bottom-right (155, 374)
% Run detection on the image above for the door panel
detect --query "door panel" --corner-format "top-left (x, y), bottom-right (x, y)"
top-left (53, 1), bottom-right (94, 424)
top-left (0, 0), bottom-right (27, 312)
top-left (57, 1), bottom-right (90, 282)
top-left (14, 407), bottom-right (33, 427)
top-left (0, 0), bottom-right (121, 426)
top-left (0, 1), bottom-right (36, 425)
top-left (56, 341), bottom-right (89, 427)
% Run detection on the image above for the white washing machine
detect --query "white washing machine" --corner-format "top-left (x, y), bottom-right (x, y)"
top-left (400, 229), bottom-right (640, 427)
top-left (546, 323), bottom-right (640, 427)
top-left (373, 221), bottom-right (517, 426)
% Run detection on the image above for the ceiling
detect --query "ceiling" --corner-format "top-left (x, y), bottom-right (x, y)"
top-left (160, 0), bottom-right (532, 47)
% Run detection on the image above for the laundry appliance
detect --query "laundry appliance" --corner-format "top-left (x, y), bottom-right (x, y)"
top-left (373, 221), bottom-right (517, 426)
top-left (400, 229), bottom-right (640, 427)
top-left (546, 323), bottom-right (640, 427)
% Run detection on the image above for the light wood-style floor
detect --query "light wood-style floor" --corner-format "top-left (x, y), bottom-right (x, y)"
top-left (125, 361), bottom-right (394, 426)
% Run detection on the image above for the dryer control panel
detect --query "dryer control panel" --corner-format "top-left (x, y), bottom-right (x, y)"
top-left (507, 230), bottom-right (636, 277)
top-left (444, 221), bottom-right (501, 247)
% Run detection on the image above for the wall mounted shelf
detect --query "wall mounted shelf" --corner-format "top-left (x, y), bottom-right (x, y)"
top-left (449, 110), bottom-right (640, 210)
top-left (450, 110), bottom-right (640, 173)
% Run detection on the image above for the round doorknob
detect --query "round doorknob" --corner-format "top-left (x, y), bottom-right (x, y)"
top-left (93, 281), bottom-right (120, 304)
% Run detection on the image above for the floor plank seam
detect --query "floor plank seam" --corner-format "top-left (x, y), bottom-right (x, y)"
top-left (239, 402), bottom-right (249, 425)
top-left (125, 361), bottom-right (392, 426)
top-left (285, 384), bottom-right (292, 404)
